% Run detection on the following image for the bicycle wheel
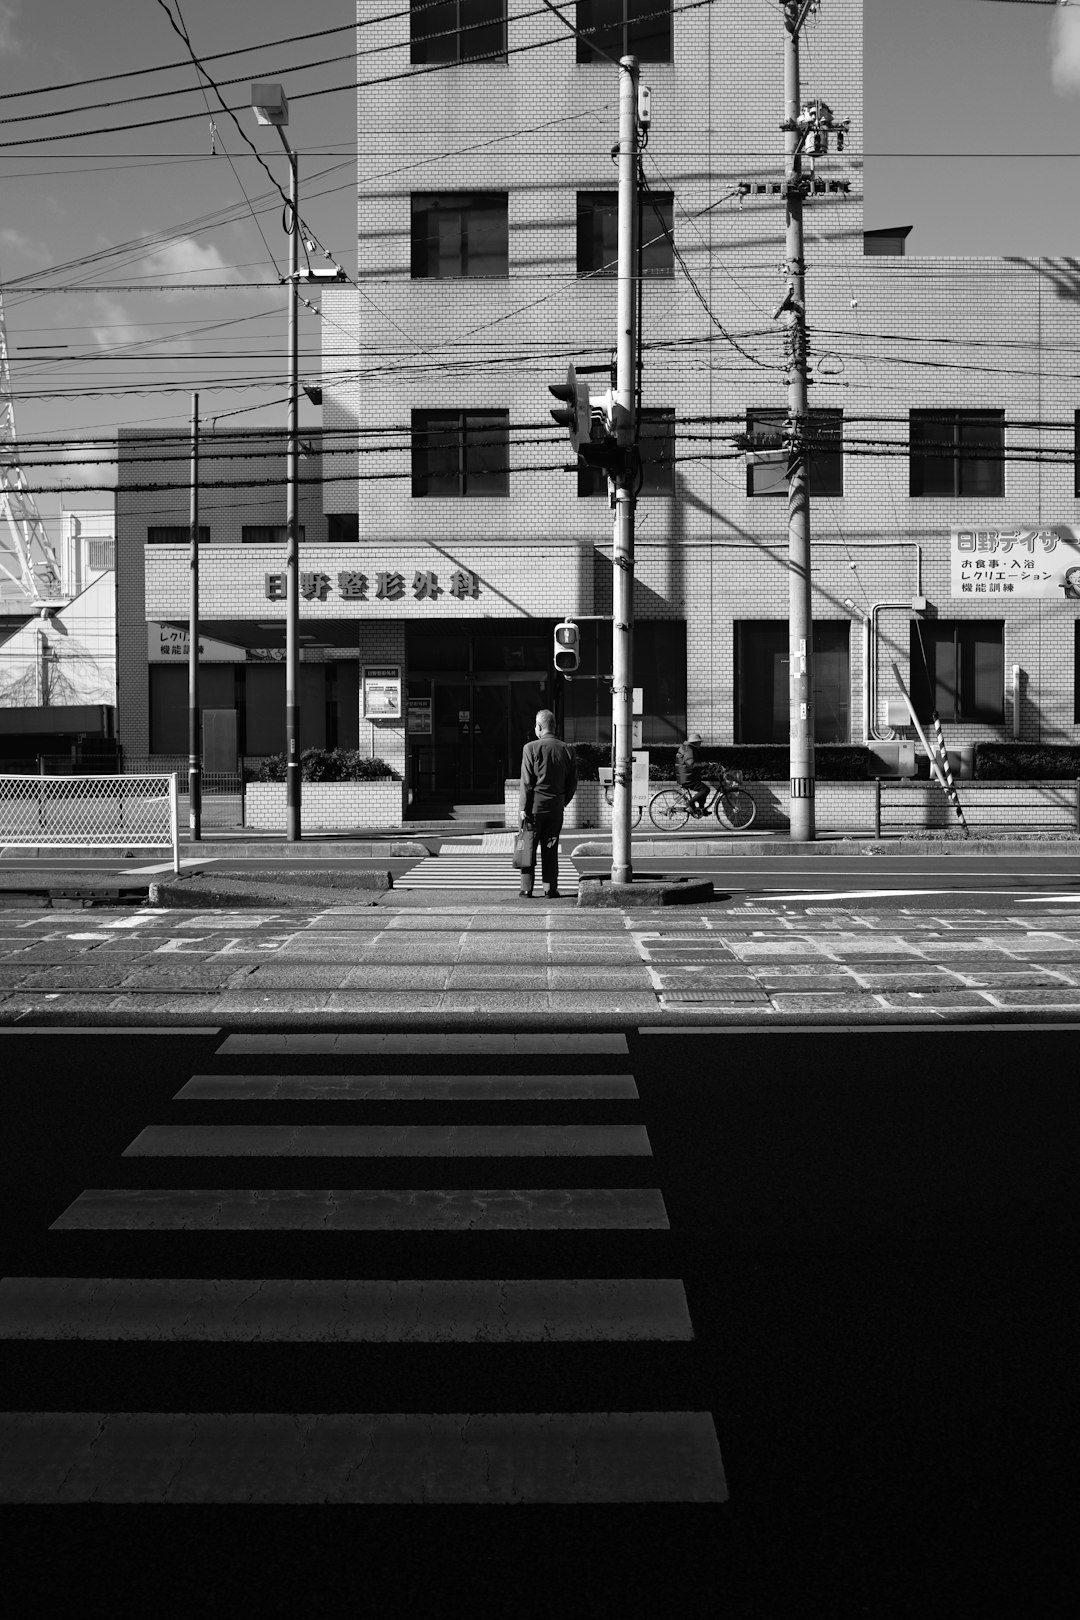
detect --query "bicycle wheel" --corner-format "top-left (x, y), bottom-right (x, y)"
top-left (649, 788), bottom-right (690, 831)
top-left (605, 786), bottom-right (642, 826)
top-left (714, 785), bottom-right (756, 831)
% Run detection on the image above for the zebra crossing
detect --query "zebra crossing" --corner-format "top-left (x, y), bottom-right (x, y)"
top-left (0, 1030), bottom-right (725, 1504)
top-left (398, 839), bottom-right (581, 892)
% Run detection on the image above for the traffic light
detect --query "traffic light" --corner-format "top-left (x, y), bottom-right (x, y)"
top-left (553, 618), bottom-right (580, 676)
top-left (548, 366), bottom-right (592, 453)
top-left (549, 365), bottom-right (619, 473)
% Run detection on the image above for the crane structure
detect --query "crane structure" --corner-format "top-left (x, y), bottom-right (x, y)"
top-left (0, 285), bottom-right (65, 607)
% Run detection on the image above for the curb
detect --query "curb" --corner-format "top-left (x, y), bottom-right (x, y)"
top-left (576, 878), bottom-right (715, 908)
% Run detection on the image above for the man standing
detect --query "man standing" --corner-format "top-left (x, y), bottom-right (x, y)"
top-left (519, 709), bottom-right (577, 898)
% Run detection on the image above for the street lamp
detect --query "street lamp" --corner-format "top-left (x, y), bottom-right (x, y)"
top-left (251, 82), bottom-right (302, 841)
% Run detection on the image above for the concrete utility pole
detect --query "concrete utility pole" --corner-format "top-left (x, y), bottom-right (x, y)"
top-left (610, 55), bottom-right (641, 886)
top-left (781, 2), bottom-right (815, 841)
top-left (188, 392), bottom-right (201, 842)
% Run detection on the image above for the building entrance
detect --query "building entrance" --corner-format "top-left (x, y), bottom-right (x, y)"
top-left (406, 620), bottom-right (554, 805)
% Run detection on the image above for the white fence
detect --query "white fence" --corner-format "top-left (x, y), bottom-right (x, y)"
top-left (0, 774), bottom-right (180, 872)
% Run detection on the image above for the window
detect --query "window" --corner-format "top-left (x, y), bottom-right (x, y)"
top-left (1075, 622), bottom-right (1080, 724)
top-left (735, 621), bottom-right (851, 744)
top-left (910, 410), bottom-right (1004, 497)
top-left (863, 227), bottom-right (912, 257)
top-left (745, 409), bottom-right (843, 497)
top-left (578, 408), bottom-right (675, 497)
top-left (576, 190), bottom-right (673, 278)
top-left (575, 0), bottom-right (672, 63)
top-left (327, 514), bottom-right (359, 543)
top-left (241, 525), bottom-right (306, 544)
top-left (561, 619), bottom-right (687, 745)
top-left (909, 620), bottom-right (1004, 724)
top-left (147, 526), bottom-right (209, 545)
top-left (410, 0), bottom-right (505, 64)
top-left (412, 410), bottom-right (509, 496)
top-left (411, 192), bottom-right (508, 278)
top-left (1073, 411), bottom-right (1080, 498)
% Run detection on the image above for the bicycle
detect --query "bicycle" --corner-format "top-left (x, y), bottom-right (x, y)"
top-left (648, 770), bottom-right (757, 832)
top-left (601, 779), bottom-right (643, 827)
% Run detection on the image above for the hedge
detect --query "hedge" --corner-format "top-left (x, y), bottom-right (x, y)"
top-left (974, 744), bottom-right (1080, 780)
top-left (257, 748), bottom-right (400, 783)
top-left (569, 742), bottom-right (871, 781)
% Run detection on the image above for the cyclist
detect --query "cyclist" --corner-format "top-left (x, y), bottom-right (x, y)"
top-left (675, 731), bottom-right (710, 817)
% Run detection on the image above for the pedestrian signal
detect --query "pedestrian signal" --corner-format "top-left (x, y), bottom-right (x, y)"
top-left (553, 618), bottom-right (580, 675)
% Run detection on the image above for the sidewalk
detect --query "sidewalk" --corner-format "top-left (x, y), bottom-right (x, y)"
top-left (2, 895), bottom-right (1080, 1029)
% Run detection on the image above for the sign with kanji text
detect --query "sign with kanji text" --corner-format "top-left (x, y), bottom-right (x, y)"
top-left (362, 666), bottom-right (402, 719)
top-left (264, 566), bottom-right (481, 604)
top-left (406, 697), bottom-right (432, 735)
top-left (951, 528), bottom-right (1080, 599)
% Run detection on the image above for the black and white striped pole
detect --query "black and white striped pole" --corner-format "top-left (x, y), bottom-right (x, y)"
top-left (891, 663), bottom-right (970, 836)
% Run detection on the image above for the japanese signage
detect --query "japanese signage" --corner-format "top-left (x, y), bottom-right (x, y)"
top-left (951, 528), bottom-right (1080, 600)
top-left (264, 567), bottom-right (481, 603)
top-left (147, 624), bottom-right (284, 662)
top-left (363, 666), bottom-right (402, 720)
top-left (406, 697), bottom-right (432, 735)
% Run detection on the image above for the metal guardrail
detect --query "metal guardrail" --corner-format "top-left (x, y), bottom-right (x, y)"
top-left (874, 778), bottom-right (1080, 837)
top-left (0, 773), bottom-right (180, 872)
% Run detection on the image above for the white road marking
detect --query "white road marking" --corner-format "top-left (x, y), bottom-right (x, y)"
top-left (100, 915), bottom-right (158, 929)
top-left (126, 858), bottom-right (217, 874)
top-left (762, 887), bottom-right (1060, 901)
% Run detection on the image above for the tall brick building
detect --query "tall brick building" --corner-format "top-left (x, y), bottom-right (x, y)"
top-left (118, 1), bottom-right (1080, 804)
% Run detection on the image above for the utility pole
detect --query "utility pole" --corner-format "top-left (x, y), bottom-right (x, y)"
top-left (284, 145), bottom-right (301, 842)
top-left (781, 3), bottom-right (815, 841)
top-left (188, 392), bottom-right (201, 842)
top-left (610, 54), bottom-right (641, 886)
top-left (778, 3), bottom-right (847, 841)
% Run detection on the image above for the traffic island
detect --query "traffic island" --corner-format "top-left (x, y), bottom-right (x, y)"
top-left (149, 869), bottom-right (395, 908)
top-left (576, 876), bottom-right (716, 907)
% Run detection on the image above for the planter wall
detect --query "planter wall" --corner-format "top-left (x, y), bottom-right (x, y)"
top-left (246, 779), bottom-right (406, 830)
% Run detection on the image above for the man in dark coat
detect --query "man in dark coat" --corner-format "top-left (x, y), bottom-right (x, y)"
top-left (518, 709), bottom-right (578, 898)
top-left (675, 731), bottom-right (710, 816)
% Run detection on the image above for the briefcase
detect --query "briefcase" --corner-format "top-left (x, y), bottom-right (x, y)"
top-left (512, 825), bottom-right (536, 870)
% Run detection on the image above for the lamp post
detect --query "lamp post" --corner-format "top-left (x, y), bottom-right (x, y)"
top-left (251, 82), bottom-right (301, 841)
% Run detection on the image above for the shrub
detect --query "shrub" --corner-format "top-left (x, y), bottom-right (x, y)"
top-left (571, 741), bottom-right (872, 781)
top-left (974, 744), bottom-right (1080, 780)
top-left (257, 749), bottom-right (400, 783)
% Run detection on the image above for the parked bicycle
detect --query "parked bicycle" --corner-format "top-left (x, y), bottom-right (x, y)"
top-left (601, 779), bottom-right (643, 827)
top-left (648, 769), bottom-right (756, 832)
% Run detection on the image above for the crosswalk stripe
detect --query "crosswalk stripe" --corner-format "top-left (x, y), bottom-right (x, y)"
top-left (399, 849), bottom-right (579, 891)
top-left (51, 1187), bottom-right (670, 1231)
top-left (121, 1124), bottom-right (653, 1157)
top-left (0, 1411), bottom-right (727, 1503)
top-left (0, 1277), bottom-right (692, 1342)
top-left (176, 1073), bottom-right (640, 1099)
top-left (217, 1032), bottom-right (628, 1054)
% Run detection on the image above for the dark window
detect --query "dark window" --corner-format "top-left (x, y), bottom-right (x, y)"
top-left (576, 190), bottom-right (673, 277)
top-left (578, 408), bottom-right (674, 497)
top-left (863, 227), bottom-right (912, 256)
top-left (1076, 622), bottom-right (1080, 723)
top-left (241, 525), bottom-right (306, 544)
top-left (575, 0), bottom-right (672, 63)
top-left (411, 192), bottom-right (509, 278)
top-left (745, 409), bottom-right (843, 497)
top-left (147, 526), bottom-right (209, 545)
top-left (410, 0), bottom-right (506, 64)
top-left (909, 620), bottom-right (1004, 724)
top-left (412, 410), bottom-right (509, 496)
top-left (735, 621), bottom-right (851, 744)
top-left (561, 619), bottom-right (686, 746)
top-left (910, 410), bottom-right (1004, 497)
top-left (327, 514), bottom-right (359, 543)
top-left (1074, 410), bottom-right (1080, 499)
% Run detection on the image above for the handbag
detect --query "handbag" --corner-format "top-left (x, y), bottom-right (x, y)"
top-left (512, 823), bottom-right (536, 870)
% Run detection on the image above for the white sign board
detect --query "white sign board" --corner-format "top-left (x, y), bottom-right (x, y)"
top-left (631, 750), bottom-right (649, 804)
top-left (147, 623), bottom-right (255, 662)
top-left (951, 528), bottom-right (1080, 600)
top-left (362, 665), bottom-right (402, 719)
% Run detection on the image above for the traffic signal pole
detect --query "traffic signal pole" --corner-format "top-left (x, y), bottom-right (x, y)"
top-left (610, 55), bottom-right (640, 887)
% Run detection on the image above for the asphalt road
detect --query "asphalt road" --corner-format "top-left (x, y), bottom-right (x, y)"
top-left (0, 1025), bottom-right (1072, 1614)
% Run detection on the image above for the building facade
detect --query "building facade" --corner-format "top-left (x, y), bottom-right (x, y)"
top-left (116, 1), bottom-right (1080, 802)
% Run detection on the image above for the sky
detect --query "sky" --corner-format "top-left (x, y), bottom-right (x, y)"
top-left (865, 0), bottom-right (1080, 255)
top-left (0, 0), bottom-right (358, 541)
